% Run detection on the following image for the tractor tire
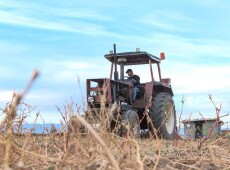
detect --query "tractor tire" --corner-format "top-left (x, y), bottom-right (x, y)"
top-left (149, 92), bottom-right (176, 139)
top-left (122, 110), bottom-right (140, 138)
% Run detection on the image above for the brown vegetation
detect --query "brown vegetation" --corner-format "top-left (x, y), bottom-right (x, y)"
top-left (0, 70), bottom-right (230, 170)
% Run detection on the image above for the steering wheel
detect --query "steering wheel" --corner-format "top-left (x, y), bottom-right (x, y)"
top-left (122, 76), bottom-right (133, 86)
top-left (124, 76), bottom-right (129, 80)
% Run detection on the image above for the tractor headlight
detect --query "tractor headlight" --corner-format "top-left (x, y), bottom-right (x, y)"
top-left (88, 96), bottom-right (94, 103)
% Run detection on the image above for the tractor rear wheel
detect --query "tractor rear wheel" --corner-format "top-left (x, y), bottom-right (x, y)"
top-left (122, 110), bottom-right (140, 138)
top-left (149, 92), bottom-right (176, 139)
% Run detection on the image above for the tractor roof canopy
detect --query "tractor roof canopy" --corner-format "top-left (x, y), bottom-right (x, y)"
top-left (104, 51), bottom-right (161, 65)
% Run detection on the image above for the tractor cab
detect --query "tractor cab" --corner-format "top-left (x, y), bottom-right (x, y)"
top-left (104, 48), bottom-right (172, 108)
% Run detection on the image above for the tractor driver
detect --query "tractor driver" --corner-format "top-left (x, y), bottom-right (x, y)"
top-left (126, 69), bottom-right (140, 103)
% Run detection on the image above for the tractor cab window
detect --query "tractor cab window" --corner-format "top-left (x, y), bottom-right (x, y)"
top-left (120, 64), bottom-right (160, 83)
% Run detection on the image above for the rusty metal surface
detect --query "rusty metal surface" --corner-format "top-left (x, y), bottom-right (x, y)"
top-left (87, 78), bottom-right (131, 105)
top-left (87, 78), bottom-right (173, 111)
top-left (145, 81), bottom-right (154, 102)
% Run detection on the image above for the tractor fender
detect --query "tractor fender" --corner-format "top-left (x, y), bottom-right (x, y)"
top-left (152, 82), bottom-right (174, 97)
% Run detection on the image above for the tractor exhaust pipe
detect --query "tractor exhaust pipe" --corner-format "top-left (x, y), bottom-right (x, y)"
top-left (113, 44), bottom-right (119, 81)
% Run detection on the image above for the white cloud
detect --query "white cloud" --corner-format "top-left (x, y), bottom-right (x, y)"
top-left (0, 1), bottom-right (112, 21)
top-left (127, 33), bottom-right (230, 58)
top-left (39, 59), bottom-right (110, 83)
top-left (0, 1), bottom-right (35, 9)
top-left (48, 9), bottom-right (112, 21)
top-left (44, 60), bottom-right (99, 70)
top-left (0, 10), bottom-right (122, 38)
top-left (0, 90), bottom-right (14, 103)
top-left (0, 90), bottom-right (60, 105)
top-left (25, 92), bottom-right (61, 101)
top-left (163, 63), bottom-right (230, 94)
top-left (0, 11), bottom-right (95, 34)
top-left (139, 11), bottom-right (195, 32)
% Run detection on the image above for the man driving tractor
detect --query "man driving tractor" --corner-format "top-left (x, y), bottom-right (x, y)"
top-left (126, 69), bottom-right (140, 103)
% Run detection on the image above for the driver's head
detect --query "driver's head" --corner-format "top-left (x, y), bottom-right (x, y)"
top-left (126, 69), bottom-right (133, 77)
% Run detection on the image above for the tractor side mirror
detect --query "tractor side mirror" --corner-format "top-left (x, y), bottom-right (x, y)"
top-left (160, 52), bottom-right (165, 60)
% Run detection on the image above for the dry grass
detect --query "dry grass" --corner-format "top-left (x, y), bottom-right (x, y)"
top-left (1, 104), bottom-right (230, 170)
top-left (0, 126), bottom-right (229, 169)
top-left (0, 70), bottom-right (230, 170)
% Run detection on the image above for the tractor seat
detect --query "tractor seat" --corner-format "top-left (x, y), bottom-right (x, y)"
top-left (136, 85), bottom-right (145, 99)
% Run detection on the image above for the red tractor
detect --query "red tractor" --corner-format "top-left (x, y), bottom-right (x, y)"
top-left (85, 44), bottom-right (176, 139)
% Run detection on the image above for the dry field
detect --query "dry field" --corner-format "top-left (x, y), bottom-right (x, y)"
top-left (1, 97), bottom-right (230, 170)
top-left (0, 123), bottom-right (229, 170)
top-left (1, 71), bottom-right (229, 170)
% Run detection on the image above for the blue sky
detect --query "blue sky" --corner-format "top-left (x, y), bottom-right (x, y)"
top-left (0, 0), bottom-right (229, 127)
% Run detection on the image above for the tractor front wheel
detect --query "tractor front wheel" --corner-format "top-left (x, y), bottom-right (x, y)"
top-left (122, 110), bottom-right (140, 138)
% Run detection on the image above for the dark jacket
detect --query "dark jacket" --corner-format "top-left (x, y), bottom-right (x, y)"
top-left (128, 75), bottom-right (140, 86)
